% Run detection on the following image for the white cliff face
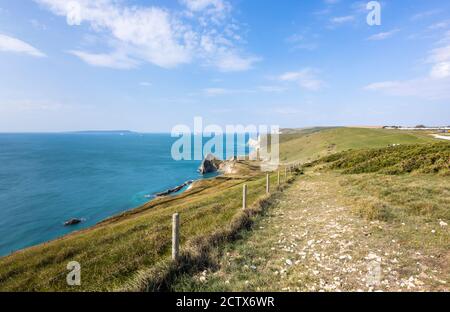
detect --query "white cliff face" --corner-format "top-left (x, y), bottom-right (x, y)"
top-left (219, 161), bottom-right (238, 174)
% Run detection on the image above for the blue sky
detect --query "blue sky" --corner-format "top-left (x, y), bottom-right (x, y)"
top-left (0, 0), bottom-right (449, 132)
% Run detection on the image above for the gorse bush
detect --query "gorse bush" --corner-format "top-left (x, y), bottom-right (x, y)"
top-left (315, 143), bottom-right (450, 175)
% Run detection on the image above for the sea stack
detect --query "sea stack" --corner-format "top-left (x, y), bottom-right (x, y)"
top-left (198, 153), bottom-right (222, 174)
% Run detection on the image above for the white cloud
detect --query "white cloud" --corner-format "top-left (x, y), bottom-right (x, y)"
top-left (181, 0), bottom-right (228, 13)
top-left (30, 19), bottom-right (47, 30)
top-left (350, 1), bottom-right (369, 14)
top-left (411, 9), bottom-right (441, 21)
top-left (36, 0), bottom-right (190, 68)
top-left (139, 82), bottom-right (152, 87)
top-left (35, 0), bottom-right (256, 72)
top-left (201, 84), bottom-right (285, 97)
top-left (279, 72), bottom-right (304, 81)
top-left (202, 87), bottom-right (255, 97)
top-left (197, 30), bottom-right (260, 71)
top-left (430, 62), bottom-right (450, 79)
top-left (213, 52), bottom-right (260, 72)
top-left (0, 34), bottom-right (46, 57)
top-left (365, 33), bottom-right (450, 100)
top-left (279, 69), bottom-right (324, 91)
top-left (68, 50), bottom-right (138, 69)
top-left (367, 29), bottom-right (400, 41)
top-left (427, 45), bottom-right (450, 63)
top-left (364, 78), bottom-right (450, 100)
top-left (258, 85), bottom-right (287, 93)
top-left (427, 42), bottom-right (450, 79)
top-left (428, 20), bottom-right (450, 30)
top-left (330, 15), bottom-right (355, 24)
top-left (272, 106), bottom-right (304, 115)
top-left (203, 87), bottom-right (229, 96)
top-left (286, 32), bottom-right (319, 51)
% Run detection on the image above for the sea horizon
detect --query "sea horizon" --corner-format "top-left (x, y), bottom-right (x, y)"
top-left (0, 132), bottom-right (249, 257)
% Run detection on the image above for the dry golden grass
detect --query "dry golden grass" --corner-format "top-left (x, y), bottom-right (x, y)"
top-left (172, 172), bottom-right (449, 292)
top-left (0, 160), bottom-right (296, 291)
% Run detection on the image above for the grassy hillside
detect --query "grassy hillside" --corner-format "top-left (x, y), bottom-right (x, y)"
top-left (312, 142), bottom-right (450, 175)
top-left (0, 127), bottom-right (444, 291)
top-left (170, 132), bottom-right (449, 292)
top-left (0, 161), bottom-right (292, 291)
top-left (171, 171), bottom-right (449, 292)
top-left (279, 127), bottom-right (435, 163)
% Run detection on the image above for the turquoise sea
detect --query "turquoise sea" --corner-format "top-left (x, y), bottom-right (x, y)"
top-left (0, 133), bottom-right (247, 256)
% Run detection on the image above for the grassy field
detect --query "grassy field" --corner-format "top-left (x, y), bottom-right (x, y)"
top-left (0, 161), bottom-right (292, 291)
top-left (279, 127), bottom-right (435, 163)
top-left (170, 134), bottom-right (449, 292)
top-left (171, 172), bottom-right (449, 292)
top-left (0, 127), bottom-right (445, 291)
top-left (312, 142), bottom-right (450, 175)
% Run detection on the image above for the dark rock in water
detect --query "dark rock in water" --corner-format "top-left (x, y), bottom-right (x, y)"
top-left (155, 180), bottom-right (194, 197)
top-left (64, 218), bottom-right (82, 226)
top-left (198, 154), bottom-right (222, 174)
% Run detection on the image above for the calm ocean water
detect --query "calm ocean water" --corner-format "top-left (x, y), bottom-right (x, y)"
top-left (0, 133), bottom-right (247, 256)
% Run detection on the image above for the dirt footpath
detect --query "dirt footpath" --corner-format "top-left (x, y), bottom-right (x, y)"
top-left (188, 173), bottom-right (449, 292)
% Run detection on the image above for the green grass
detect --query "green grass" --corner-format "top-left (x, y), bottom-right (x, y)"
top-left (170, 138), bottom-right (450, 292)
top-left (172, 172), bottom-right (449, 292)
top-left (340, 174), bottom-right (450, 222)
top-left (279, 127), bottom-right (436, 163)
top-left (311, 141), bottom-right (450, 224)
top-left (0, 127), bottom-right (444, 291)
top-left (0, 161), bottom-right (291, 291)
top-left (313, 142), bottom-right (450, 175)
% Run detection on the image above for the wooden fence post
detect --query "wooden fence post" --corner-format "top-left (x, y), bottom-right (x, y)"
top-left (277, 170), bottom-right (280, 186)
top-left (284, 167), bottom-right (287, 181)
top-left (172, 213), bottom-right (180, 261)
top-left (266, 173), bottom-right (270, 194)
top-left (243, 184), bottom-right (247, 210)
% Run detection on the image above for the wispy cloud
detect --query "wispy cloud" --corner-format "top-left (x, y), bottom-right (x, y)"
top-left (285, 32), bottom-right (319, 51)
top-left (278, 69), bottom-right (324, 91)
top-left (271, 106), bottom-right (304, 115)
top-left (180, 0), bottom-right (230, 15)
top-left (330, 15), bottom-right (355, 24)
top-left (0, 33), bottom-right (46, 57)
top-left (68, 50), bottom-right (138, 69)
top-left (257, 85), bottom-right (287, 93)
top-left (365, 32), bottom-right (450, 100)
top-left (202, 84), bottom-right (286, 97)
top-left (30, 19), bottom-right (47, 30)
top-left (203, 88), bottom-right (231, 96)
top-left (411, 9), bottom-right (441, 21)
top-left (202, 87), bottom-right (258, 97)
top-left (428, 19), bottom-right (450, 30)
top-left (211, 51), bottom-right (261, 72)
top-left (367, 29), bottom-right (400, 41)
top-left (364, 77), bottom-right (450, 100)
top-left (35, 0), bottom-right (258, 71)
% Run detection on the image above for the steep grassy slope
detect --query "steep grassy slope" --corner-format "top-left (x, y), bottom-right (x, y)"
top-left (172, 134), bottom-right (449, 292)
top-left (0, 127), bottom-right (442, 291)
top-left (172, 172), bottom-right (449, 292)
top-left (0, 162), bottom-right (287, 291)
top-left (279, 127), bottom-right (435, 163)
top-left (313, 142), bottom-right (450, 175)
